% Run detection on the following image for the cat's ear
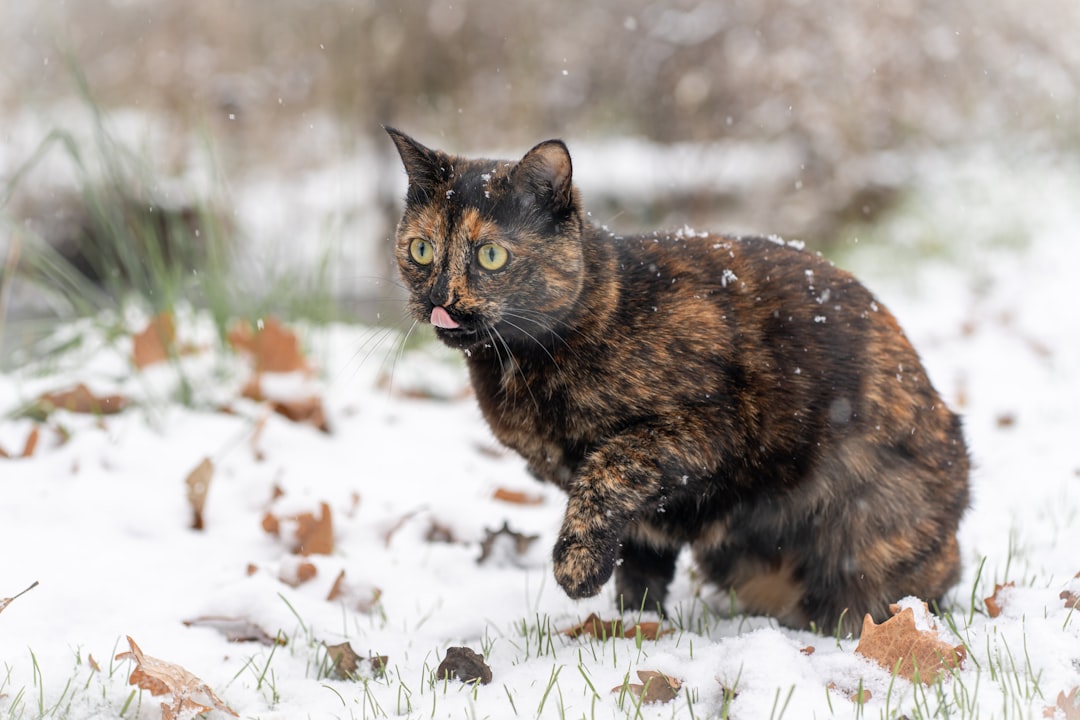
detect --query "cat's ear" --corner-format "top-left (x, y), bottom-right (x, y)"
top-left (385, 126), bottom-right (448, 198)
top-left (511, 140), bottom-right (575, 212)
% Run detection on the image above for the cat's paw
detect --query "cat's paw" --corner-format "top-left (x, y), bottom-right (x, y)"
top-left (552, 533), bottom-right (617, 599)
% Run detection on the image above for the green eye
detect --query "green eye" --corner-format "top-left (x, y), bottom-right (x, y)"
top-left (477, 243), bottom-right (508, 271)
top-left (409, 238), bottom-right (434, 265)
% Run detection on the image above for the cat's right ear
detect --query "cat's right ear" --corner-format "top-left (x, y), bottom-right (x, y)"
top-left (512, 139), bottom-right (575, 214)
top-left (384, 126), bottom-right (447, 200)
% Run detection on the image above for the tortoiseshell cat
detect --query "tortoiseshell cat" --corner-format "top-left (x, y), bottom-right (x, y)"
top-left (386, 127), bottom-right (969, 633)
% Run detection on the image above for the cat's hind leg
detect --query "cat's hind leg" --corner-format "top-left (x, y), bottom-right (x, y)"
top-left (614, 533), bottom-right (679, 616)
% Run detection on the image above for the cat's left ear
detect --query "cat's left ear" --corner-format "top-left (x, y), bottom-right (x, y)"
top-left (385, 126), bottom-right (449, 199)
top-left (512, 140), bottom-right (575, 212)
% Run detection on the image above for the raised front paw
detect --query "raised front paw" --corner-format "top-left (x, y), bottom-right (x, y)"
top-left (552, 533), bottom-right (618, 599)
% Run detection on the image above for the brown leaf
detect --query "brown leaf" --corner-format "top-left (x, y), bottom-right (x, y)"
top-left (800, 646), bottom-right (816, 656)
top-left (614, 670), bottom-right (682, 704)
top-left (38, 384), bottom-right (128, 415)
top-left (0, 581), bottom-right (38, 615)
top-left (184, 457), bottom-right (214, 531)
top-left (326, 570), bottom-right (382, 613)
top-left (115, 636), bottom-right (237, 717)
top-left (563, 613), bottom-right (624, 639)
top-left (425, 520), bottom-right (457, 544)
top-left (851, 688), bottom-right (873, 704)
top-left (1044, 687), bottom-right (1080, 719)
top-left (325, 641), bottom-right (362, 680)
top-left (477, 521), bottom-right (539, 565)
top-left (183, 616), bottom-right (285, 646)
top-left (133, 312), bottom-right (177, 368)
top-left (435, 647), bottom-right (492, 685)
top-left (492, 487), bottom-right (544, 505)
top-left (263, 502), bottom-right (334, 555)
top-left (230, 317), bottom-right (307, 374)
top-left (21, 426), bottom-right (40, 458)
top-left (985, 582), bottom-right (1015, 618)
top-left (279, 561), bottom-right (318, 587)
top-left (1061, 571), bottom-right (1080, 610)
top-left (270, 397), bottom-right (330, 433)
top-left (854, 606), bottom-right (965, 684)
top-left (87, 654), bottom-right (101, 673)
top-left (295, 502), bottom-right (334, 556)
top-left (625, 621), bottom-right (674, 641)
top-left (561, 614), bottom-right (671, 641)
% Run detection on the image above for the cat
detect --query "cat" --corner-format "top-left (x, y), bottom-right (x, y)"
top-left (385, 127), bottom-right (970, 634)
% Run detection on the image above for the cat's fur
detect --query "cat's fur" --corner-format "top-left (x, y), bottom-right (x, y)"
top-left (386, 127), bottom-right (970, 634)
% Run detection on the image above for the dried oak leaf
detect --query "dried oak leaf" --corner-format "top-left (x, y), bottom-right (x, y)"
top-left (1061, 571), bottom-right (1080, 610)
top-left (563, 613), bottom-right (624, 639)
top-left (115, 636), bottom-right (237, 718)
top-left (183, 616), bottom-right (285, 646)
top-left (133, 312), bottom-right (177, 368)
top-left (263, 502), bottom-right (334, 556)
top-left (436, 647), bottom-right (492, 685)
top-left (326, 570), bottom-right (382, 613)
top-left (476, 521), bottom-right (539, 565)
top-left (229, 317), bottom-right (307, 374)
top-left (614, 670), bottom-right (682, 704)
top-left (185, 457), bottom-right (214, 531)
top-left (855, 606), bottom-right (965, 684)
top-left (562, 614), bottom-right (672, 641)
top-left (492, 487), bottom-right (544, 505)
top-left (985, 582), bottom-right (1015, 618)
top-left (279, 560), bottom-right (318, 587)
top-left (0, 581), bottom-right (38, 615)
top-left (269, 397), bottom-right (330, 434)
top-left (37, 384), bottom-right (128, 416)
top-left (1045, 686), bottom-right (1080, 719)
top-left (325, 641), bottom-right (387, 680)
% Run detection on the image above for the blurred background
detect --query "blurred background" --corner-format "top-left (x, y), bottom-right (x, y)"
top-left (1, 0), bottom-right (1078, 356)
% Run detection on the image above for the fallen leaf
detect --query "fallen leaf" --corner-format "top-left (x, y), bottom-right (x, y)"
top-left (477, 521), bottom-right (539, 565)
top-left (229, 317), bottom-right (307, 374)
top-left (985, 582), bottom-right (1015, 618)
top-left (88, 654), bottom-right (101, 672)
top-left (37, 384), bottom-right (128, 416)
top-left (1045, 686), bottom-right (1080, 719)
top-left (563, 613), bottom-right (624, 639)
top-left (183, 616), bottom-right (285, 646)
top-left (851, 688), bottom-right (872, 703)
top-left (185, 457), bottom-right (214, 531)
top-left (855, 606), bottom-right (966, 684)
top-left (115, 636), bottom-right (237, 718)
top-left (270, 397), bottom-right (330, 433)
top-left (435, 647), bottom-right (492, 685)
top-left (325, 641), bottom-right (362, 679)
top-left (1060, 571), bottom-right (1080, 610)
top-left (492, 487), bottom-right (544, 505)
top-left (250, 413), bottom-right (269, 461)
top-left (800, 646), bottom-right (816, 656)
top-left (425, 520), bottom-right (457, 544)
top-left (0, 581), bottom-right (39, 615)
top-left (279, 561), bottom-right (318, 587)
top-left (133, 312), bottom-right (176, 368)
top-left (614, 670), bottom-right (682, 704)
top-left (295, 502), bottom-right (334, 556)
top-left (21, 426), bottom-right (40, 458)
top-left (626, 621), bottom-right (674, 641)
top-left (326, 570), bottom-right (382, 613)
top-left (263, 502), bottom-right (334, 555)
top-left (241, 377), bottom-right (330, 433)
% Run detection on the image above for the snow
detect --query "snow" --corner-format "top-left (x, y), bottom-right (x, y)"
top-left (2, 151), bottom-right (1080, 720)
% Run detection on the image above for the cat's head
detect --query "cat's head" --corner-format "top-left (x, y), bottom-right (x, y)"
top-left (386, 127), bottom-right (586, 352)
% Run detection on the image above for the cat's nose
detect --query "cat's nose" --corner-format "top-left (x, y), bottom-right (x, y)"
top-left (429, 280), bottom-right (455, 308)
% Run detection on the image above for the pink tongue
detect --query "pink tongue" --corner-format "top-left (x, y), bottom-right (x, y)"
top-left (430, 306), bottom-right (460, 329)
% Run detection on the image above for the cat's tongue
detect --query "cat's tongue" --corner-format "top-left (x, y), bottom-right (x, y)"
top-left (430, 306), bottom-right (460, 329)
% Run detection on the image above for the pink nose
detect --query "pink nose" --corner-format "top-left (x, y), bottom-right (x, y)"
top-left (430, 306), bottom-right (460, 329)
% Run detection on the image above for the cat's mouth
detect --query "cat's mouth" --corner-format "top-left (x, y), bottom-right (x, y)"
top-left (428, 306), bottom-right (488, 350)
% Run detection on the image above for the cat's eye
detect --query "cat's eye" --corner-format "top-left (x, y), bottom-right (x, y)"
top-left (409, 238), bottom-right (434, 266)
top-left (477, 243), bottom-right (509, 271)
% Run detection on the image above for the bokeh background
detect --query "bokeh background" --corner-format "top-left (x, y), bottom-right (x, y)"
top-left (2, 0), bottom-right (1078, 351)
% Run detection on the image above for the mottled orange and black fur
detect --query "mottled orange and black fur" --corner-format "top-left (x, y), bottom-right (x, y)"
top-left (386, 128), bottom-right (969, 634)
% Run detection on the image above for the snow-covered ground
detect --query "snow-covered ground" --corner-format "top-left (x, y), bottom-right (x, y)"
top-left (1, 149), bottom-right (1079, 719)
